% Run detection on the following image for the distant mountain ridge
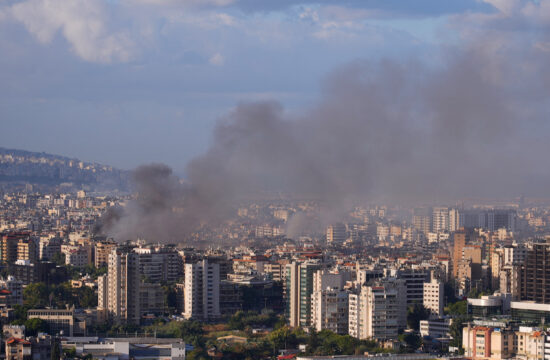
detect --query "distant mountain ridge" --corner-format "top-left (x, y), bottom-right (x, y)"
top-left (0, 147), bottom-right (130, 192)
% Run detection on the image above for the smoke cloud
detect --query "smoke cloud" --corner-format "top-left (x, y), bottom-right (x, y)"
top-left (100, 2), bottom-right (550, 242)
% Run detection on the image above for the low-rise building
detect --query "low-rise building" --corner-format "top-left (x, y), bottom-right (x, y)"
top-left (463, 324), bottom-right (516, 360)
top-left (27, 308), bottom-right (75, 337)
top-left (419, 317), bottom-right (451, 339)
top-left (516, 326), bottom-right (545, 360)
top-left (5, 337), bottom-right (31, 360)
top-left (64, 337), bottom-right (186, 360)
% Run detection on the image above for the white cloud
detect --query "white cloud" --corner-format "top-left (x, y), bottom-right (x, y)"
top-left (522, 0), bottom-right (550, 24)
top-left (319, 6), bottom-right (379, 21)
top-left (299, 7), bottom-right (320, 22)
top-left (8, 0), bottom-right (135, 63)
top-left (209, 52), bottom-right (224, 66)
top-left (481, 0), bottom-right (523, 15)
top-left (131, 0), bottom-right (235, 6)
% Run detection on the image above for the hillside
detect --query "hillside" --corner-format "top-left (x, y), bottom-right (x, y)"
top-left (0, 147), bottom-right (130, 193)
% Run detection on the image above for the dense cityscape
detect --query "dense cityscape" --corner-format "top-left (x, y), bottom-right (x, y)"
top-left (2, 0), bottom-right (550, 359)
top-left (0, 183), bottom-right (549, 359)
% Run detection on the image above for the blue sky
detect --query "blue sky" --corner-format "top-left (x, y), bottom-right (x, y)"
top-left (0, 0), bottom-right (538, 173)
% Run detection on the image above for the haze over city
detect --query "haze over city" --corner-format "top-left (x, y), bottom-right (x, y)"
top-left (2, 0), bottom-right (550, 200)
top-left (3, 1), bottom-right (550, 360)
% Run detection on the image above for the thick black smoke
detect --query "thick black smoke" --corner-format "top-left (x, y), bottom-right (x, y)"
top-left (101, 5), bottom-right (550, 242)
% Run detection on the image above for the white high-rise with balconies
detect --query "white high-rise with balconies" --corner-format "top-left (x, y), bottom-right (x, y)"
top-left (349, 280), bottom-right (406, 340)
top-left (106, 249), bottom-right (141, 324)
top-left (311, 269), bottom-right (351, 334)
top-left (184, 259), bottom-right (221, 320)
top-left (423, 278), bottom-right (444, 317)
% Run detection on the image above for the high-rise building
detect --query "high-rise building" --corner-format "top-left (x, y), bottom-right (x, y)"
top-left (97, 274), bottom-right (108, 311)
top-left (490, 249), bottom-right (503, 290)
top-left (312, 288), bottom-right (349, 334)
top-left (520, 241), bottom-right (550, 304)
top-left (432, 207), bottom-right (450, 233)
top-left (106, 249), bottom-right (141, 324)
top-left (453, 229), bottom-right (469, 279)
top-left (0, 233), bottom-right (36, 264)
top-left (499, 265), bottom-right (520, 299)
top-left (423, 279), bottom-right (444, 317)
top-left (449, 208), bottom-right (460, 232)
top-left (38, 237), bottom-right (61, 261)
top-left (311, 270), bottom-right (351, 334)
top-left (65, 247), bottom-right (89, 268)
top-left (94, 241), bottom-right (117, 268)
top-left (134, 246), bottom-right (183, 283)
top-left (285, 261), bottom-right (322, 328)
top-left (183, 259), bottom-right (221, 320)
top-left (459, 209), bottom-right (516, 232)
top-left (413, 207), bottom-right (432, 235)
top-left (298, 262), bottom-right (322, 327)
top-left (139, 283), bottom-right (165, 315)
top-left (348, 280), bottom-right (407, 340)
top-left (395, 268), bottom-right (430, 304)
top-left (285, 262), bottom-right (300, 327)
top-left (326, 223), bottom-right (346, 244)
top-left (457, 245), bottom-right (483, 294)
top-left (503, 244), bottom-right (527, 266)
top-left (16, 239), bottom-right (36, 263)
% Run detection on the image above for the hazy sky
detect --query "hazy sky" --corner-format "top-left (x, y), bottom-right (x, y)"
top-left (0, 0), bottom-right (543, 176)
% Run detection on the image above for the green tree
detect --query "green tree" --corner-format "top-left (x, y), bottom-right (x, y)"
top-left (23, 283), bottom-right (49, 308)
top-left (445, 300), bottom-right (467, 316)
top-left (75, 286), bottom-right (98, 308)
top-left (407, 303), bottom-right (430, 330)
top-left (24, 318), bottom-right (49, 336)
top-left (269, 326), bottom-right (296, 350)
top-left (12, 305), bottom-right (29, 322)
top-left (228, 311), bottom-right (245, 330)
top-left (177, 321), bottom-right (205, 348)
top-left (449, 315), bottom-right (471, 353)
top-left (81, 264), bottom-right (107, 279)
top-left (51, 252), bottom-right (65, 267)
top-left (399, 333), bottom-right (422, 351)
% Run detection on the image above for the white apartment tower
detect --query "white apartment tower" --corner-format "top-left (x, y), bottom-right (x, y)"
top-left (432, 207), bottom-right (450, 233)
top-left (311, 270), bottom-right (351, 334)
top-left (349, 281), bottom-right (406, 340)
top-left (106, 250), bottom-right (141, 324)
top-left (449, 208), bottom-right (460, 232)
top-left (423, 278), bottom-right (444, 317)
top-left (184, 260), bottom-right (221, 320)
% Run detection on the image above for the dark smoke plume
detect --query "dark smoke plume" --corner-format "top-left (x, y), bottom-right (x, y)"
top-left (101, 6), bottom-right (550, 242)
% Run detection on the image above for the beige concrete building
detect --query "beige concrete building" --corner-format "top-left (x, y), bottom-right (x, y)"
top-left (94, 241), bottom-right (117, 268)
top-left (28, 308), bottom-right (75, 337)
top-left (516, 327), bottom-right (545, 360)
top-left (463, 324), bottom-right (515, 360)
